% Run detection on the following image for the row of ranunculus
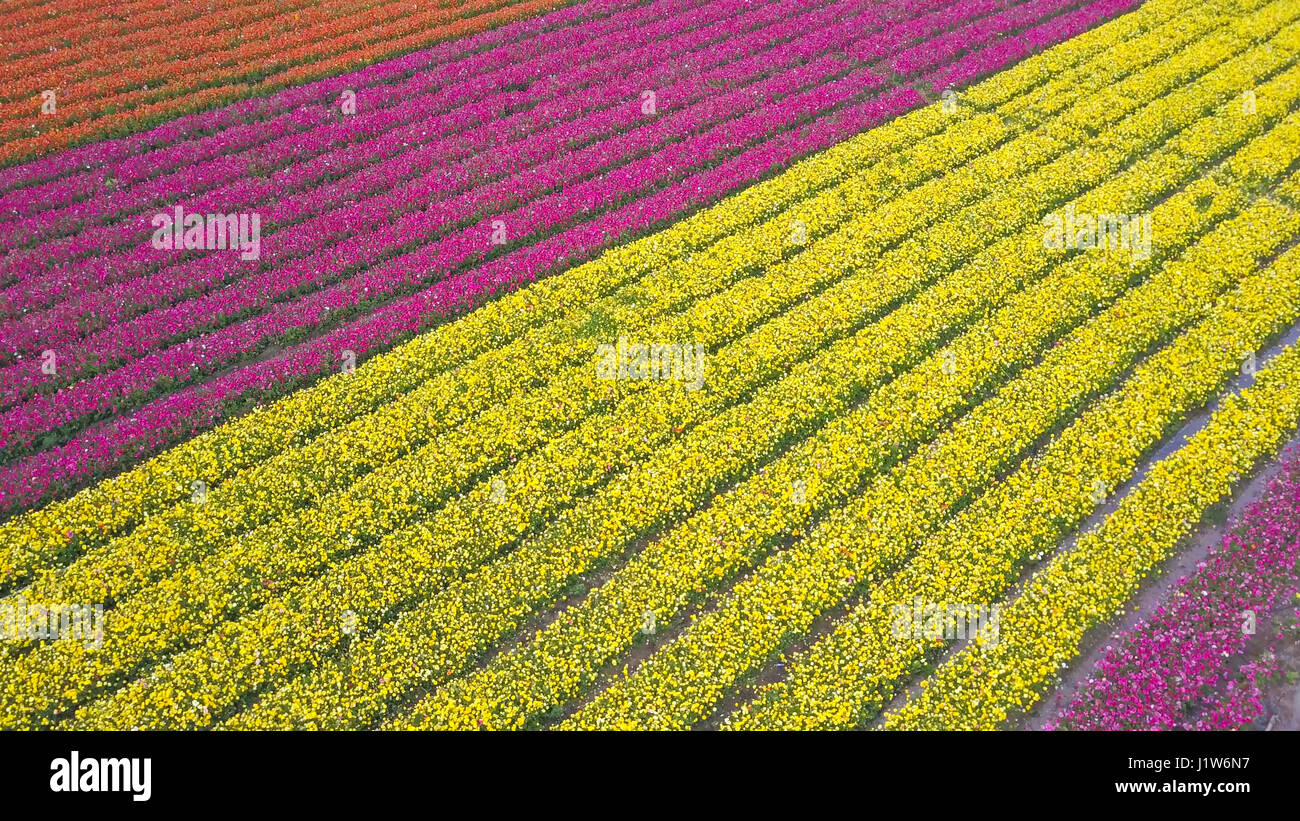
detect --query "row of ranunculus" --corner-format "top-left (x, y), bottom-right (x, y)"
top-left (0, 83), bottom-right (1073, 727)
top-left (923, 0), bottom-right (1131, 89)
top-left (0, 0), bottom-right (1046, 413)
top-left (0, 0), bottom-right (590, 166)
top-left (398, 155), bottom-right (1276, 731)
top-left (0, 77), bottom-right (952, 588)
top-left (0, 0), bottom-right (897, 392)
top-left (0, 0), bottom-right (1212, 518)
top-left (0, 25), bottom-right (1258, 717)
top-left (7, 0), bottom-right (1224, 634)
top-left (0, 0), bottom-right (1225, 603)
top-left (1047, 448), bottom-right (1300, 729)
top-left (888, 0), bottom-right (1068, 75)
top-left (724, 185), bottom-right (1300, 730)
top-left (0, 50), bottom-right (891, 448)
top-left (0, 0), bottom-right (885, 256)
top-left (0, 0), bottom-right (1132, 508)
top-left (6, 0), bottom-right (278, 62)
top-left (0, 0), bottom-right (697, 221)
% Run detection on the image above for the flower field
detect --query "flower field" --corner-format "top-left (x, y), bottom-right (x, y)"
top-left (2, 0), bottom-right (1300, 732)
top-left (0, 0), bottom-right (1136, 516)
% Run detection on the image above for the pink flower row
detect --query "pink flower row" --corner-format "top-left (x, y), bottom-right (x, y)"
top-left (0, 0), bottom-right (728, 257)
top-left (0, 0), bottom-right (655, 199)
top-left (0, 0), bottom-right (741, 299)
top-left (0, 55), bottom-right (888, 452)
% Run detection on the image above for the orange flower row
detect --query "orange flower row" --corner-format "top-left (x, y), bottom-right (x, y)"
top-left (0, 0), bottom-right (483, 111)
top-left (0, 0), bottom-right (578, 167)
top-left (2, 0), bottom-right (326, 69)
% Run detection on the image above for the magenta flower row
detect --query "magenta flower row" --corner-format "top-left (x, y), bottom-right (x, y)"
top-left (0, 0), bottom-right (887, 347)
top-left (0, 32), bottom-right (896, 449)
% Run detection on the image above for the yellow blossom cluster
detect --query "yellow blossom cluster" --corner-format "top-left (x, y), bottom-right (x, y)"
top-left (571, 186), bottom-right (1300, 730)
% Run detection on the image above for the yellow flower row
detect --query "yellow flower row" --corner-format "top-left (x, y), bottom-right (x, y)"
top-left (218, 59), bottom-right (1300, 731)
top-left (401, 172), bottom-right (1254, 731)
top-left (416, 70), bottom-right (1300, 729)
top-left (730, 200), bottom-right (1300, 730)
top-left (0, 0), bottom-right (1216, 595)
top-left (566, 170), bottom-right (1300, 728)
top-left (884, 275), bottom-right (1300, 730)
top-left (30, 154), bottom-right (1010, 727)
top-left (0, 74), bottom-right (954, 593)
top-left (0, 0), bottom-right (1233, 728)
